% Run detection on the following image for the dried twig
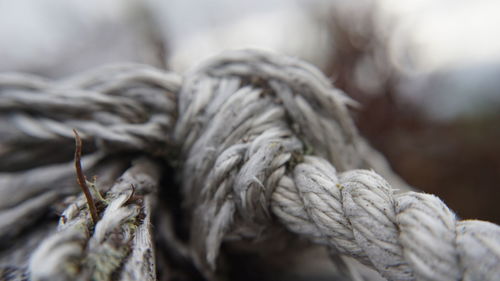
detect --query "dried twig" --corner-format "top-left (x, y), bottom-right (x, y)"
top-left (73, 129), bottom-right (99, 224)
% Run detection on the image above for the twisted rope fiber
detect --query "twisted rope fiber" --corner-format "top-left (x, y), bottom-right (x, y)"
top-left (30, 158), bottom-right (160, 281)
top-left (0, 64), bottom-right (180, 280)
top-left (174, 51), bottom-right (500, 281)
top-left (0, 64), bottom-right (180, 171)
top-left (0, 51), bottom-right (498, 280)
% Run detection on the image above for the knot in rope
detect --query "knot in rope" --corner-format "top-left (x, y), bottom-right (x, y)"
top-left (173, 50), bottom-right (373, 269)
top-left (0, 50), bottom-right (499, 281)
top-left (172, 51), bottom-right (500, 280)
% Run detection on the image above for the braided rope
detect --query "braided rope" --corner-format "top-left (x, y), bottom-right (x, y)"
top-left (0, 50), bottom-right (498, 280)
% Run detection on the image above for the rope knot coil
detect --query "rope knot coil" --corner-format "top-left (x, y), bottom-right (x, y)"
top-left (174, 50), bottom-right (373, 270)
top-left (173, 51), bottom-right (500, 280)
top-left (0, 50), bottom-right (498, 281)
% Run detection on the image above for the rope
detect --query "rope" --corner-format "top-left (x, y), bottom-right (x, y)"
top-left (0, 50), bottom-right (498, 281)
top-left (174, 51), bottom-right (500, 280)
top-left (0, 64), bottom-right (180, 172)
top-left (274, 156), bottom-right (500, 280)
top-left (29, 158), bottom-right (160, 281)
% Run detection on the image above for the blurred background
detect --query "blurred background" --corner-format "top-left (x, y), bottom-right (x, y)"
top-left (0, 0), bottom-right (498, 223)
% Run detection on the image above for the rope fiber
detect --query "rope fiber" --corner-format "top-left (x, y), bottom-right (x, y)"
top-left (0, 50), bottom-right (498, 281)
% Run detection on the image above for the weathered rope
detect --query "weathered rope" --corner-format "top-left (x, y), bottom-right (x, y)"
top-left (274, 156), bottom-right (500, 280)
top-left (29, 158), bottom-right (160, 281)
top-left (0, 65), bottom-right (180, 280)
top-left (175, 51), bottom-right (500, 280)
top-left (0, 50), bottom-right (498, 281)
top-left (0, 64), bottom-right (180, 171)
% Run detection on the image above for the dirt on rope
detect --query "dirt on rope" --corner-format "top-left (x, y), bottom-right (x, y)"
top-left (0, 50), bottom-right (498, 281)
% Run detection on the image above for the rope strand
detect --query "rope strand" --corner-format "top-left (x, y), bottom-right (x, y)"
top-left (0, 50), bottom-right (498, 281)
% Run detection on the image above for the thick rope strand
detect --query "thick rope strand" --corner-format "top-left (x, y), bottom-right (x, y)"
top-left (0, 50), bottom-right (498, 281)
top-left (175, 50), bottom-right (500, 281)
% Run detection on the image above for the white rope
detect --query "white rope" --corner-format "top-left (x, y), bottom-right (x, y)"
top-left (175, 50), bottom-right (500, 280)
top-left (0, 50), bottom-right (498, 280)
top-left (0, 64), bottom-right (180, 171)
top-left (273, 156), bottom-right (500, 280)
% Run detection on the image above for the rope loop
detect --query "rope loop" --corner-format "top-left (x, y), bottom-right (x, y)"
top-left (0, 50), bottom-right (498, 281)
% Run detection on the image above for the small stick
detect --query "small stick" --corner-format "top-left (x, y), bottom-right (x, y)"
top-left (124, 184), bottom-right (138, 205)
top-left (73, 129), bottom-right (99, 225)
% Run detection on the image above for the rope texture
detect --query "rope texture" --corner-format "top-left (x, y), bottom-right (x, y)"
top-left (0, 64), bottom-right (180, 171)
top-left (174, 51), bottom-right (500, 281)
top-left (0, 51), bottom-right (498, 281)
top-left (0, 64), bottom-right (179, 280)
top-left (29, 158), bottom-right (160, 281)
